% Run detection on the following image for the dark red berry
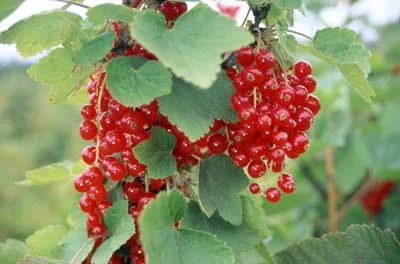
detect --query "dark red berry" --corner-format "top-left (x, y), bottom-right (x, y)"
top-left (294, 60), bottom-right (312, 79)
top-left (236, 46), bottom-right (255, 67)
top-left (247, 160), bottom-right (266, 178)
top-left (266, 188), bottom-right (281, 203)
top-left (207, 134), bottom-right (228, 154)
top-left (79, 120), bottom-right (98, 140)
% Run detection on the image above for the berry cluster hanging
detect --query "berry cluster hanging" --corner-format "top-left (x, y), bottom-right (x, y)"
top-left (73, 1), bottom-right (321, 263)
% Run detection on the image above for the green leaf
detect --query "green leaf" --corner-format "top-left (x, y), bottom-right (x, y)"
top-left (0, 11), bottom-right (82, 58)
top-left (241, 195), bottom-right (270, 238)
top-left (87, 4), bottom-right (137, 25)
top-left (131, 3), bottom-right (252, 88)
top-left (26, 225), bottom-right (68, 258)
top-left (338, 64), bottom-right (375, 103)
top-left (158, 74), bottom-right (236, 141)
top-left (312, 27), bottom-right (371, 65)
top-left (139, 189), bottom-right (235, 264)
top-left (246, 0), bottom-right (269, 6)
top-left (274, 0), bottom-right (302, 9)
top-left (73, 31), bottom-right (115, 65)
top-left (27, 48), bottom-right (93, 103)
top-left (59, 227), bottom-right (94, 264)
top-left (182, 202), bottom-right (262, 256)
top-left (17, 161), bottom-right (74, 186)
top-left (198, 155), bottom-right (249, 225)
top-left (0, 239), bottom-right (27, 264)
top-left (379, 100), bottom-right (400, 137)
top-left (19, 257), bottom-right (67, 264)
top-left (274, 225), bottom-right (400, 264)
top-left (106, 56), bottom-right (172, 107)
top-left (133, 127), bottom-right (177, 179)
top-left (92, 200), bottom-right (135, 264)
top-left (0, 0), bottom-right (23, 21)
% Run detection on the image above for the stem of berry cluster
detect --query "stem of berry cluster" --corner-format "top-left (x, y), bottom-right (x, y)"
top-left (325, 147), bottom-right (338, 232)
top-left (49, 0), bottom-right (90, 9)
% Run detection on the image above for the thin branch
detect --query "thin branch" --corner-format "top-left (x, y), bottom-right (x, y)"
top-left (287, 29), bottom-right (313, 40)
top-left (241, 8), bottom-right (251, 27)
top-left (50, 0), bottom-right (90, 9)
top-left (337, 176), bottom-right (375, 220)
top-left (325, 147), bottom-right (338, 232)
top-left (300, 162), bottom-right (327, 200)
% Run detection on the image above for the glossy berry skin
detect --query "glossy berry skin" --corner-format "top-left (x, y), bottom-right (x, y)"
top-left (82, 145), bottom-right (96, 165)
top-left (79, 120), bottom-right (98, 140)
top-left (107, 162), bottom-right (126, 181)
top-left (295, 107), bottom-right (314, 131)
top-left (123, 182), bottom-right (144, 203)
top-left (249, 183), bottom-right (261, 194)
top-left (74, 175), bottom-right (89, 193)
top-left (80, 104), bottom-right (97, 120)
top-left (88, 186), bottom-right (108, 201)
top-left (247, 160), bottom-right (266, 178)
top-left (127, 162), bottom-right (147, 178)
top-left (79, 194), bottom-right (96, 213)
top-left (294, 60), bottom-right (312, 79)
top-left (138, 192), bottom-right (156, 210)
top-left (105, 131), bottom-right (126, 153)
top-left (207, 134), bottom-right (228, 154)
top-left (266, 188), bottom-right (281, 203)
top-left (255, 50), bottom-right (276, 71)
top-left (303, 75), bottom-right (316, 93)
top-left (290, 132), bottom-right (309, 154)
top-left (83, 166), bottom-right (104, 186)
top-left (236, 46), bottom-right (255, 67)
top-left (279, 179), bottom-right (296, 194)
top-left (305, 94), bottom-right (321, 115)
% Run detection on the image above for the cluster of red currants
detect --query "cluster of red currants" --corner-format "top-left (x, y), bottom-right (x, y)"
top-left (224, 46), bottom-right (321, 203)
top-left (74, 1), bottom-right (188, 263)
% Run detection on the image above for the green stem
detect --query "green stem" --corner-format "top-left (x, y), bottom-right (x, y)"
top-left (286, 29), bottom-right (313, 40)
top-left (49, 0), bottom-right (90, 9)
top-left (255, 243), bottom-right (277, 264)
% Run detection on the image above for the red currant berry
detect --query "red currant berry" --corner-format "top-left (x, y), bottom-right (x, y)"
top-left (272, 108), bottom-right (291, 128)
top-left (305, 94), bottom-right (321, 115)
top-left (255, 50), bottom-right (276, 71)
top-left (207, 134), bottom-right (228, 154)
top-left (107, 162), bottom-right (126, 181)
top-left (74, 175), bottom-right (89, 193)
top-left (123, 182), bottom-right (144, 203)
top-left (247, 159), bottom-right (266, 178)
top-left (91, 223), bottom-right (107, 236)
top-left (80, 104), bottom-right (97, 120)
top-left (276, 86), bottom-right (295, 106)
top-left (271, 131), bottom-right (288, 147)
top-left (119, 111), bottom-right (147, 134)
top-left (88, 186), bottom-right (108, 201)
top-left (83, 166), bottom-right (104, 186)
top-left (249, 183), bottom-right (261, 194)
top-left (82, 145), bottom-right (96, 165)
top-left (278, 177), bottom-right (296, 194)
top-left (100, 113), bottom-right (116, 132)
top-left (79, 194), bottom-right (96, 213)
top-left (79, 120), bottom-right (98, 140)
top-left (226, 67), bottom-right (237, 80)
top-left (236, 46), bottom-right (255, 67)
top-left (295, 107), bottom-right (314, 131)
top-left (246, 141), bottom-right (268, 160)
top-left (256, 114), bottom-right (272, 131)
top-left (138, 192), bottom-right (156, 210)
top-left (231, 152), bottom-right (250, 168)
top-left (302, 75), bottom-right (316, 93)
top-left (127, 162), bottom-right (147, 178)
top-left (294, 85), bottom-right (308, 106)
top-left (159, 1), bottom-right (179, 21)
top-left (269, 148), bottom-right (286, 164)
top-left (241, 66), bottom-right (264, 88)
top-left (266, 188), bottom-right (281, 203)
top-left (290, 132), bottom-right (309, 154)
top-left (139, 100), bottom-right (160, 123)
top-left (105, 131), bottom-right (126, 153)
top-left (294, 60), bottom-right (312, 79)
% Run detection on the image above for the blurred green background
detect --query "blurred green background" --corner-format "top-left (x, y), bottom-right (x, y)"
top-left (0, 0), bottom-right (399, 257)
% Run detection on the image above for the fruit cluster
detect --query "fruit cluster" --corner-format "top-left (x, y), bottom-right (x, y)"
top-left (225, 46), bottom-right (321, 202)
top-left (74, 1), bottom-right (189, 263)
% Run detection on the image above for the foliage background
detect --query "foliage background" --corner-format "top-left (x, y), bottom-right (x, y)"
top-left (0, 0), bottom-right (399, 259)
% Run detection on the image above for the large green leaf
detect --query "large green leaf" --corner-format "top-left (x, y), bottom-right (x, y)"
top-left (59, 227), bottom-right (94, 264)
top-left (92, 200), bottom-right (135, 264)
top-left (0, 239), bottom-right (27, 264)
top-left (312, 27), bottom-right (371, 65)
top-left (86, 4), bottom-right (137, 25)
top-left (27, 48), bottom-right (93, 103)
top-left (197, 155), bottom-right (249, 225)
top-left (0, 0), bottom-right (23, 21)
top-left (241, 195), bottom-right (270, 238)
top-left (73, 31), bottom-right (115, 65)
top-left (274, 0), bottom-right (302, 9)
top-left (131, 3), bottom-right (252, 88)
top-left (106, 56), bottom-right (172, 107)
top-left (17, 160), bottom-right (84, 186)
top-left (133, 127), bottom-right (177, 179)
top-left (25, 225), bottom-right (68, 258)
top-left (274, 225), bottom-right (400, 264)
top-left (158, 74), bottom-right (236, 141)
top-left (0, 11), bottom-right (82, 58)
top-left (182, 202), bottom-right (262, 256)
top-left (338, 64), bottom-right (376, 103)
top-left (139, 189), bottom-right (235, 264)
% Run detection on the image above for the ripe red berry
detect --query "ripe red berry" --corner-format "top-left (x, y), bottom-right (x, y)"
top-left (247, 159), bottom-right (266, 178)
top-left (88, 185), bottom-right (108, 201)
top-left (231, 152), bottom-right (250, 168)
top-left (236, 46), bottom-right (255, 67)
top-left (305, 94), bottom-right (321, 115)
top-left (266, 188), bottom-right (281, 203)
top-left (241, 66), bottom-right (264, 89)
top-left (272, 108), bottom-right (291, 128)
top-left (294, 85), bottom-right (309, 106)
top-left (272, 131), bottom-right (288, 147)
top-left (207, 134), bottom-right (228, 154)
top-left (159, 1), bottom-right (179, 21)
top-left (278, 178), bottom-right (296, 194)
top-left (100, 113), bottom-right (116, 132)
top-left (302, 75), bottom-right (316, 93)
top-left (290, 132), bottom-right (309, 154)
top-left (138, 192), bottom-right (156, 210)
top-left (249, 183), bottom-right (261, 194)
top-left (79, 120), bottom-right (98, 140)
top-left (276, 86), bottom-right (295, 106)
top-left (83, 166), bottom-right (104, 186)
top-left (105, 131), bottom-right (126, 153)
top-left (74, 175), bottom-right (89, 193)
top-left (255, 50), bottom-right (276, 71)
top-left (82, 145), bottom-right (96, 165)
top-left (123, 182), bottom-right (144, 203)
top-left (295, 107), bottom-right (314, 131)
top-left (294, 60), bottom-right (312, 79)
top-left (79, 194), bottom-right (96, 213)
top-left (119, 111), bottom-right (147, 134)
top-left (107, 162), bottom-right (126, 181)
top-left (127, 162), bottom-right (147, 178)
top-left (269, 148), bottom-right (286, 164)
top-left (226, 67), bottom-right (237, 80)
top-left (80, 104), bottom-right (97, 120)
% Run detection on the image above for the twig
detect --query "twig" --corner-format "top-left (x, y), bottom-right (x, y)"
top-left (241, 8), bottom-right (251, 27)
top-left (286, 29), bottom-right (313, 40)
top-left (49, 0), bottom-right (90, 9)
top-left (299, 162), bottom-right (327, 200)
top-left (325, 147), bottom-right (338, 232)
top-left (337, 176), bottom-right (375, 220)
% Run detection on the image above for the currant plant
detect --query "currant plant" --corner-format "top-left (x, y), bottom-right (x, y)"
top-left (1, 0), bottom-right (399, 264)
